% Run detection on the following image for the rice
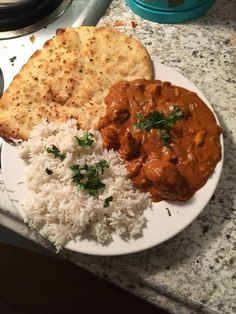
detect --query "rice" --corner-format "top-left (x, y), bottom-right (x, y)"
top-left (18, 120), bottom-right (152, 250)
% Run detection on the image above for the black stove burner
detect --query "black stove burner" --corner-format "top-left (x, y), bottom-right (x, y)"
top-left (0, 0), bottom-right (72, 39)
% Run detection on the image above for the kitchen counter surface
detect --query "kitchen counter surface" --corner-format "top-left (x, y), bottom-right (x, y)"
top-left (0, 0), bottom-right (235, 313)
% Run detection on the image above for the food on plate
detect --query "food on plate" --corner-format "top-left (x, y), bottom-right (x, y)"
top-left (0, 26), bottom-right (153, 142)
top-left (99, 80), bottom-right (222, 202)
top-left (18, 120), bottom-right (151, 250)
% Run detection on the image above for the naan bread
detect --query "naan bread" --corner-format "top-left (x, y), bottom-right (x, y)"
top-left (0, 26), bottom-right (154, 141)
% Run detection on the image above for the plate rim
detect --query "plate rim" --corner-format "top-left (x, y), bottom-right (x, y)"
top-left (1, 61), bottom-right (224, 256)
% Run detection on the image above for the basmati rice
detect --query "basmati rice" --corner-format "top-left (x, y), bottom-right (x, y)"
top-left (18, 120), bottom-right (152, 250)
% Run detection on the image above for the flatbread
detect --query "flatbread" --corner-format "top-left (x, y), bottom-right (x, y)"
top-left (0, 26), bottom-right (154, 141)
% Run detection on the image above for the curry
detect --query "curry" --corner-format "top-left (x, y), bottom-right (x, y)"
top-left (99, 80), bottom-right (222, 202)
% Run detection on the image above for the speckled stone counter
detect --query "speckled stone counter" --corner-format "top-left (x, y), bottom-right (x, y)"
top-left (0, 1), bottom-right (235, 313)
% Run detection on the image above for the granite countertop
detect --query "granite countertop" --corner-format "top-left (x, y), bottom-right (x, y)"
top-left (0, 0), bottom-right (235, 313)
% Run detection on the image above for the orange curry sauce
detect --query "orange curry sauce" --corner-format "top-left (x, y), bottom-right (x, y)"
top-left (99, 80), bottom-right (222, 202)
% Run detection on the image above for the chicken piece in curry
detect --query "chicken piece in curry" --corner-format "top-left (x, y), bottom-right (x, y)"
top-left (99, 80), bottom-right (222, 202)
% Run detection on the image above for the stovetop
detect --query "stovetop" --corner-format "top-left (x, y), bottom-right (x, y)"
top-left (0, 0), bottom-right (72, 39)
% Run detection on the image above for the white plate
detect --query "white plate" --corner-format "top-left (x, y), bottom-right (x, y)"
top-left (1, 62), bottom-right (224, 256)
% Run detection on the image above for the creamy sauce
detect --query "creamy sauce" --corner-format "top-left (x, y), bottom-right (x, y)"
top-left (99, 80), bottom-right (222, 202)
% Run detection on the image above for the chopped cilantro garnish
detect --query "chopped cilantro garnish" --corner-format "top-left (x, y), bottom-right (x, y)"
top-left (135, 111), bottom-right (168, 131)
top-left (166, 106), bottom-right (184, 125)
top-left (46, 144), bottom-right (66, 161)
top-left (95, 159), bottom-right (109, 174)
top-left (70, 159), bottom-right (109, 196)
top-left (9, 56), bottom-right (16, 64)
top-left (104, 196), bottom-right (113, 208)
top-left (75, 131), bottom-right (94, 148)
top-left (159, 130), bottom-right (172, 146)
top-left (134, 106), bottom-right (184, 145)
